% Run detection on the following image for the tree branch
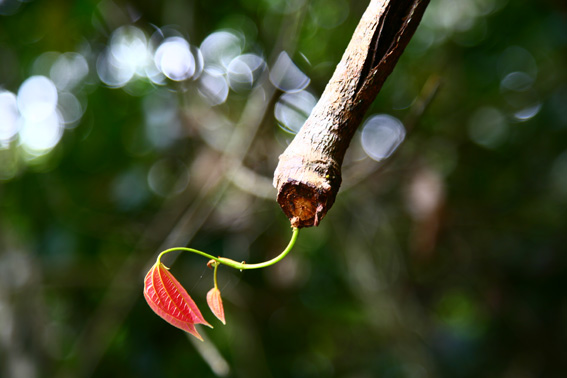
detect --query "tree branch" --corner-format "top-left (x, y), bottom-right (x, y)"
top-left (273, 0), bottom-right (430, 228)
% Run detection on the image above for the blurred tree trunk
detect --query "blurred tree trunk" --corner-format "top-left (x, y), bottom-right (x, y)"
top-left (273, 0), bottom-right (430, 228)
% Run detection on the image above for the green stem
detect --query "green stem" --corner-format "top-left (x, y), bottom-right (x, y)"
top-left (213, 261), bottom-right (219, 289)
top-left (157, 227), bottom-right (300, 271)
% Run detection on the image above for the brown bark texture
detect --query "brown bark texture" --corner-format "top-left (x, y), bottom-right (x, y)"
top-left (273, 0), bottom-right (430, 228)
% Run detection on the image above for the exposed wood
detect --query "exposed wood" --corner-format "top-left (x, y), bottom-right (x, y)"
top-left (273, 0), bottom-right (430, 228)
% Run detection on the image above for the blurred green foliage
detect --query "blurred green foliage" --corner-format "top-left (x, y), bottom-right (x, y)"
top-left (1, 0), bottom-right (566, 377)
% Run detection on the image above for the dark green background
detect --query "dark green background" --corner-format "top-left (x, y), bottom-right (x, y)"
top-left (1, 0), bottom-right (566, 377)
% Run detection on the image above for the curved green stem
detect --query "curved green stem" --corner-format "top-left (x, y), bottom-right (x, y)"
top-left (157, 227), bottom-right (300, 271)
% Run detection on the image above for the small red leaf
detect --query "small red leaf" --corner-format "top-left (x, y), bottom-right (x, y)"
top-left (144, 262), bottom-right (212, 340)
top-left (206, 287), bottom-right (226, 325)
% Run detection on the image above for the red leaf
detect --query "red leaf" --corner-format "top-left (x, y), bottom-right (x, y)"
top-left (206, 287), bottom-right (226, 325)
top-left (144, 262), bottom-right (212, 340)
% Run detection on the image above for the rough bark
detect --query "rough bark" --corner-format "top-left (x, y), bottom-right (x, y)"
top-left (273, 0), bottom-right (430, 228)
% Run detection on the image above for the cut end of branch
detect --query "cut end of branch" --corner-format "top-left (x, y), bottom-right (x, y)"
top-left (275, 172), bottom-right (340, 228)
top-left (274, 150), bottom-right (342, 228)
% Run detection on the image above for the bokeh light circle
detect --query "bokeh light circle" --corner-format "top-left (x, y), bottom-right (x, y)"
top-left (154, 37), bottom-right (195, 81)
top-left (17, 75), bottom-right (58, 122)
top-left (361, 114), bottom-right (406, 161)
top-left (275, 90), bottom-right (317, 134)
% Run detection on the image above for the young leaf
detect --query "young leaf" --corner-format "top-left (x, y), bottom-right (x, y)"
top-left (144, 261), bottom-right (212, 341)
top-left (206, 287), bottom-right (226, 325)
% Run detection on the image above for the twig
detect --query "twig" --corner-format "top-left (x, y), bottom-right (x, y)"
top-left (273, 0), bottom-right (430, 228)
